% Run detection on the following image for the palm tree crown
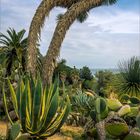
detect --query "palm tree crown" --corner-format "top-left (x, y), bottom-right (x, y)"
top-left (0, 28), bottom-right (27, 75)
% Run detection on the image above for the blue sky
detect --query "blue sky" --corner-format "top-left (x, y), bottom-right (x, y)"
top-left (0, 0), bottom-right (140, 68)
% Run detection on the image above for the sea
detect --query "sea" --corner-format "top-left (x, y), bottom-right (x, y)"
top-left (90, 68), bottom-right (119, 75)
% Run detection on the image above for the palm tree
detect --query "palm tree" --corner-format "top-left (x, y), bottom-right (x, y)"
top-left (27, 0), bottom-right (114, 78)
top-left (0, 28), bottom-right (43, 76)
top-left (43, 0), bottom-right (118, 84)
top-left (0, 28), bottom-right (27, 76)
top-left (27, 0), bottom-right (85, 76)
top-left (116, 57), bottom-right (140, 98)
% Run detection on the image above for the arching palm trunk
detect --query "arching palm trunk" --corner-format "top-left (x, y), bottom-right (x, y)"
top-left (43, 0), bottom-right (102, 85)
top-left (27, 0), bottom-right (79, 77)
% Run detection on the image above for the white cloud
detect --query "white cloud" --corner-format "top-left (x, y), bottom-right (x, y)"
top-left (86, 8), bottom-right (140, 33)
top-left (0, 0), bottom-right (140, 68)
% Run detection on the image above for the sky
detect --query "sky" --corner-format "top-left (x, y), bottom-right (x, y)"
top-left (0, 0), bottom-right (140, 69)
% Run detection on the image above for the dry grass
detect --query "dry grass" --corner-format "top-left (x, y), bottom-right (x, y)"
top-left (48, 125), bottom-right (84, 140)
top-left (0, 121), bottom-right (8, 139)
top-left (48, 134), bottom-right (72, 140)
top-left (0, 122), bottom-right (83, 140)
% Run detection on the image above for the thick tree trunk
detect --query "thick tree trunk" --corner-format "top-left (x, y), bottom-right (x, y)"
top-left (27, 0), bottom-right (54, 77)
top-left (27, 0), bottom-right (80, 77)
top-left (43, 0), bottom-right (102, 84)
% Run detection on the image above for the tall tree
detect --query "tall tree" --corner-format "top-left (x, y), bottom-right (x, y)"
top-left (80, 66), bottom-right (93, 80)
top-left (0, 28), bottom-right (43, 76)
top-left (0, 28), bottom-right (27, 75)
top-left (27, 0), bottom-right (109, 78)
top-left (27, 0), bottom-right (89, 77)
top-left (43, 0), bottom-right (118, 84)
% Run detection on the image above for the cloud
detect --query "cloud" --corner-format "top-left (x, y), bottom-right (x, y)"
top-left (61, 31), bottom-right (140, 68)
top-left (0, 0), bottom-right (140, 68)
top-left (85, 8), bottom-right (140, 33)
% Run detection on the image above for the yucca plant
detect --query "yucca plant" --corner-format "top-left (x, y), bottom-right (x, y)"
top-left (115, 57), bottom-right (140, 97)
top-left (3, 76), bottom-right (70, 139)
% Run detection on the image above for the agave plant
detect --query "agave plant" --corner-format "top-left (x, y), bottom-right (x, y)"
top-left (116, 57), bottom-right (140, 97)
top-left (3, 76), bottom-right (70, 139)
top-left (71, 90), bottom-right (94, 112)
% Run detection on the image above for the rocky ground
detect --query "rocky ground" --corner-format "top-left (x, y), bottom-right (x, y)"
top-left (0, 122), bottom-right (84, 140)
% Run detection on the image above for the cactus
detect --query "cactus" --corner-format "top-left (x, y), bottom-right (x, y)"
top-left (124, 128), bottom-right (140, 140)
top-left (95, 97), bottom-right (108, 121)
top-left (107, 99), bottom-right (122, 111)
top-left (3, 76), bottom-right (70, 139)
top-left (105, 120), bottom-right (129, 137)
top-left (121, 94), bottom-right (130, 101)
top-left (120, 94), bottom-right (130, 103)
top-left (95, 98), bottom-right (106, 114)
top-left (130, 97), bottom-right (140, 104)
top-left (127, 107), bottom-right (139, 117)
top-left (118, 105), bottom-right (131, 117)
top-left (123, 133), bottom-right (140, 140)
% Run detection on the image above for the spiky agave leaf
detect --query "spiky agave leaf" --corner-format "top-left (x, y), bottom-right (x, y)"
top-left (3, 76), bottom-right (70, 139)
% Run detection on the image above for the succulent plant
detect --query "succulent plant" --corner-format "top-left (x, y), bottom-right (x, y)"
top-left (107, 99), bottom-right (122, 111)
top-left (95, 97), bottom-right (106, 114)
top-left (95, 97), bottom-right (108, 121)
top-left (124, 128), bottom-right (140, 140)
top-left (121, 94), bottom-right (130, 101)
top-left (127, 107), bottom-right (139, 117)
top-left (118, 105), bottom-right (131, 117)
top-left (3, 76), bottom-right (70, 139)
top-left (130, 97), bottom-right (140, 104)
top-left (105, 117), bottom-right (129, 137)
top-left (123, 133), bottom-right (140, 140)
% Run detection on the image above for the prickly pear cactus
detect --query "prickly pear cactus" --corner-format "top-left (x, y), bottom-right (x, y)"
top-left (127, 107), bottom-right (139, 117)
top-left (95, 97), bottom-right (107, 114)
top-left (107, 99), bottom-right (122, 111)
top-left (118, 105), bottom-right (131, 117)
top-left (124, 128), bottom-right (140, 140)
top-left (105, 117), bottom-right (129, 137)
top-left (95, 97), bottom-right (108, 121)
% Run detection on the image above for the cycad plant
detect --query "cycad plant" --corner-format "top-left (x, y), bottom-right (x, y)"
top-left (3, 76), bottom-right (70, 139)
top-left (116, 57), bottom-right (140, 97)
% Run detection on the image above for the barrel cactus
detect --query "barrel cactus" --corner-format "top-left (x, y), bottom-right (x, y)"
top-left (3, 76), bottom-right (70, 139)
